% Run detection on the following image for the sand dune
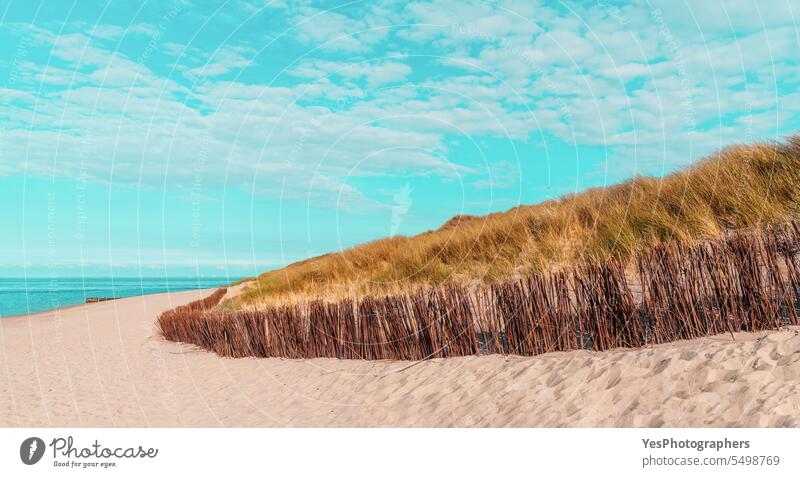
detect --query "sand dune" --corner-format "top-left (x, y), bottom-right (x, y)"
top-left (1, 288), bottom-right (799, 427)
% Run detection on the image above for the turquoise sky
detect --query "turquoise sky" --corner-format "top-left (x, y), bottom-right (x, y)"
top-left (1, 0), bottom-right (798, 279)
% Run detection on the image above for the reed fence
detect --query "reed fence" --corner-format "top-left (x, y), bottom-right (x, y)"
top-left (158, 221), bottom-right (800, 360)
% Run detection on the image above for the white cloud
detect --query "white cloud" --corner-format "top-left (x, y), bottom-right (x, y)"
top-left (288, 59), bottom-right (412, 89)
top-left (3, 33), bottom-right (466, 207)
top-left (3, 1), bottom-right (798, 208)
top-left (89, 25), bottom-right (126, 40)
top-left (184, 45), bottom-right (256, 79)
top-left (648, 0), bottom-right (799, 33)
top-left (292, 5), bottom-right (392, 52)
top-left (88, 23), bottom-right (159, 40)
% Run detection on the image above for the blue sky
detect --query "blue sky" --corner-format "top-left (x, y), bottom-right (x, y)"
top-left (0, 0), bottom-right (798, 279)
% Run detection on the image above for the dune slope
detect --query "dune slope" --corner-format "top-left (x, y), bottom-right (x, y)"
top-left (240, 135), bottom-right (800, 306)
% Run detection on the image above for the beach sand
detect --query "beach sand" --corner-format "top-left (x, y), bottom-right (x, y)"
top-left (1, 288), bottom-right (799, 427)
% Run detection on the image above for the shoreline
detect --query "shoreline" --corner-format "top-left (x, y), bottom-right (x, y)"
top-left (0, 278), bottom-right (237, 319)
top-left (1, 287), bottom-right (799, 427)
top-left (0, 302), bottom-right (90, 320)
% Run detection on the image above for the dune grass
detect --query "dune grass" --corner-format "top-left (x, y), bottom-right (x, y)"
top-left (161, 221), bottom-right (800, 360)
top-left (236, 135), bottom-right (800, 307)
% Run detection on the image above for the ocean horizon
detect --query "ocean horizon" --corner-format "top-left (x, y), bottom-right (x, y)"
top-left (0, 276), bottom-right (238, 318)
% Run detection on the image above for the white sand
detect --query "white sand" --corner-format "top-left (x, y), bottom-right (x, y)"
top-left (1, 288), bottom-right (799, 427)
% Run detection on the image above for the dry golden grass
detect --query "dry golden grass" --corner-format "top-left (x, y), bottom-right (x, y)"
top-left (237, 135), bottom-right (800, 307)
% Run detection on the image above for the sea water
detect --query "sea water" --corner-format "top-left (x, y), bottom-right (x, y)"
top-left (0, 277), bottom-right (238, 317)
